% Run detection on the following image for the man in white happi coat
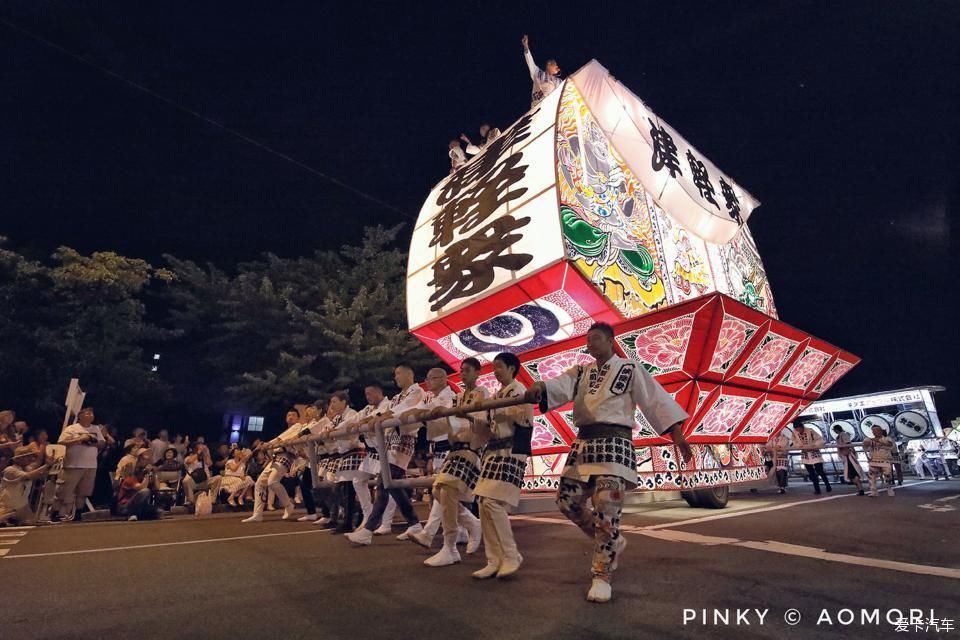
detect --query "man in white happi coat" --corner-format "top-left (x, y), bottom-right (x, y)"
top-left (349, 385), bottom-right (393, 529)
top-left (242, 408), bottom-right (303, 522)
top-left (408, 365), bottom-right (483, 563)
top-left (324, 391), bottom-right (361, 533)
top-left (521, 34), bottom-right (562, 107)
top-left (346, 364), bottom-right (426, 545)
top-left (527, 322), bottom-right (691, 603)
top-left (832, 424), bottom-right (864, 496)
top-left (863, 425), bottom-right (896, 497)
top-left (793, 423), bottom-right (832, 495)
top-left (471, 352), bottom-right (534, 581)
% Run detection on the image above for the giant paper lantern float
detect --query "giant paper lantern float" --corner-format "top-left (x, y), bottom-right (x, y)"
top-left (406, 60), bottom-right (859, 492)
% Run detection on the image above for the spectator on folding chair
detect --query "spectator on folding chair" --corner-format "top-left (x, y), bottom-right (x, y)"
top-left (182, 442), bottom-right (215, 507)
top-left (222, 448), bottom-right (254, 507)
top-left (153, 448), bottom-right (183, 509)
top-left (157, 447), bottom-right (182, 473)
top-left (116, 449), bottom-right (161, 521)
top-left (25, 429), bottom-right (50, 470)
top-left (114, 443), bottom-right (143, 483)
top-left (1, 444), bottom-right (50, 524)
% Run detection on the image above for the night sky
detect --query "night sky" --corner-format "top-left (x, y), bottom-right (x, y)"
top-left (1, 2), bottom-right (958, 420)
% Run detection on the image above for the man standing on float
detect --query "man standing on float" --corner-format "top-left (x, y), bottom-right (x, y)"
top-left (527, 322), bottom-right (691, 603)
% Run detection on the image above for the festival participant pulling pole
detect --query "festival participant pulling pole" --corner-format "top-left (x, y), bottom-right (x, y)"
top-left (281, 394), bottom-right (535, 491)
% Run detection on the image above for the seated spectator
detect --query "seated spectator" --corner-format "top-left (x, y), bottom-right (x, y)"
top-left (182, 442), bottom-right (215, 506)
top-left (124, 427), bottom-right (148, 451)
top-left (211, 443), bottom-right (231, 476)
top-left (1, 444), bottom-right (50, 524)
top-left (149, 429), bottom-right (170, 464)
top-left (172, 434), bottom-right (188, 463)
top-left (114, 443), bottom-right (143, 483)
top-left (116, 449), bottom-right (160, 521)
top-left (25, 429), bottom-right (50, 469)
top-left (157, 447), bottom-right (182, 472)
top-left (223, 448), bottom-right (254, 507)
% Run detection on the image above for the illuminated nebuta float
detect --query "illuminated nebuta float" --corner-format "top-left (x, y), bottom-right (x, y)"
top-left (406, 60), bottom-right (859, 504)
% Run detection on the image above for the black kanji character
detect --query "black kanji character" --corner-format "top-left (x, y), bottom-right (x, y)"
top-left (428, 215), bottom-right (534, 311)
top-left (431, 152), bottom-right (529, 247)
top-left (649, 118), bottom-right (682, 178)
top-left (686, 150), bottom-right (719, 209)
top-left (719, 177), bottom-right (743, 225)
top-left (432, 110), bottom-right (538, 247)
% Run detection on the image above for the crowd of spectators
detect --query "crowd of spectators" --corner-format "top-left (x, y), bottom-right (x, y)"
top-left (0, 407), bottom-right (304, 524)
top-left (1, 405), bottom-right (432, 526)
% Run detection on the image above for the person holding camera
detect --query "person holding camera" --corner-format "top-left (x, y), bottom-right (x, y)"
top-left (53, 407), bottom-right (112, 522)
top-left (182, 441), bottom-right (214, 506)
top-left (116, 448), bottom-right (161, 521)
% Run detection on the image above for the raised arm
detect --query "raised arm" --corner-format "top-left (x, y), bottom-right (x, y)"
top-left (522, 34), bottom-right (544, 82)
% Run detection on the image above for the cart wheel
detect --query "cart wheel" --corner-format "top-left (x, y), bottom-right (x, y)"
top-left (681, 490), bottom-right (702, 507)
top-left (692, 485), bottom-right (729, 509)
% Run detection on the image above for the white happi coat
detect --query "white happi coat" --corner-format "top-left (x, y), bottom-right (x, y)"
top-left (271, 422), bottom-right (306, 473)
top-left (386, 384), bottom-right (426, 470)
top-left (356, 398), bottom-right (391, 476)
top-left (835, 432), bottom-right (863, 481)
top-left (417, 386), bottom-right (456, 467)
top-left (863, 436), bottom-right (895, 471)
top-left (543, 354), bottom-right (688, 487)
top-left (434, 386), bottom-right (488, 500)
top-left (768, 432), bottom-right (791, 471)
top-left (331, 407), bottom-right (360, 481)
top-left (793, 429), bottom-right (824, 465)
top-left (475, 379), bottom-right (534, 507)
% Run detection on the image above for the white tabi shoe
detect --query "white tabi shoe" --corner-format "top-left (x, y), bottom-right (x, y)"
top-left (346, 528), bottom-right (373, 545)
top-left (886, 488), bottom-right (895, 497)
top-left (282, 504), bottom-right (296, 520)
top-left (298, 514), bottom-right (318, 522)
top-left (496, 553), bottom-right (523, 579)
top-left (465, 521), bottom-right (482, 555)
top-left (241, 514), bottom-right (263, 523)
top-left (373, 524), bottom-right (393, 535)
top-left (586, 578), bottom-right (613, 603)
top-left (472, 563), bottom-right (500, 579)
top-left (313, 516), bottom-right (331, 526)
top-left (397, 523), bottom-right (423, 541)
top-left (610, 535), bottom-right (627, 571)
top-left (424, 547), bottom-right (461, 567)
top-left (409, 530), bottom-right (433, 548)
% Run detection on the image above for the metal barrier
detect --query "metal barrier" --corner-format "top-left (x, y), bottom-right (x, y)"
top-left (271, 395), bottom-right (531, 490)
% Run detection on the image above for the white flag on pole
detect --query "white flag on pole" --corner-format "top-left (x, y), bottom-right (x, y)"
top-left (62, 378), bottom-right (85, 429)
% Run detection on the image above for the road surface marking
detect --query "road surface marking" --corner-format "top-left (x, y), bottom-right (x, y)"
top-left (514, 482), bottom-right (935, 531)
top-left (4, 528), bottom-right (327, 560)
top-left (0, 539), bottom-right (19, 545)
top-left (641, 480), bottom-right (935, 530)
top-left (635, 528), bottom-right (960, 580)
top-left (0, 531), bottom-right (28, 537)
top-left (0, 549), bottom-right (9, 557)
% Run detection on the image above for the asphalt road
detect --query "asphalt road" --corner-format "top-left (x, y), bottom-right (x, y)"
top-left (1, 480), bottom-right (957, 640)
